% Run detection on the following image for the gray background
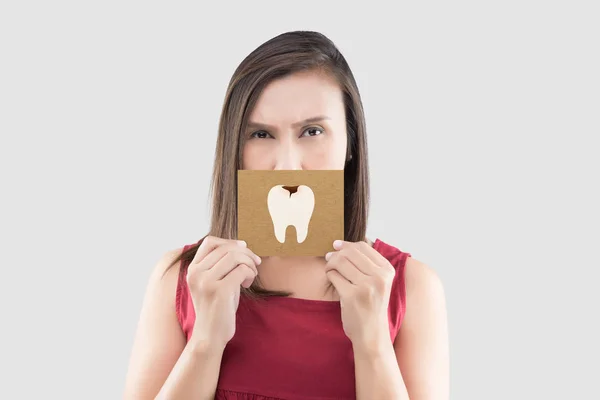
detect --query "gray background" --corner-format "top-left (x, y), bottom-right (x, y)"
top-left (1, 1), bottom-right (598, 399)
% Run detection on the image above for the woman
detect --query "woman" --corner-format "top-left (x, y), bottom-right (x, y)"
top-left (124, 30), bottom-right (449, 400)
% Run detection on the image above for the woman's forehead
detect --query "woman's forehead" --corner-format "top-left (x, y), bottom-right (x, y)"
top-left (249, 72), bottom-right (344, 127)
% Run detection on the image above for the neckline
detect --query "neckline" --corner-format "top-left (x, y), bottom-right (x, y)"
top-left (259, 295), bottom-right (341, 311)
top-left (245, 238), bottom-right (385, 310)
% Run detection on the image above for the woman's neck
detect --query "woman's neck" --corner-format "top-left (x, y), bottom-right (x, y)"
top-left (256, 255), bottom-right (337, 300)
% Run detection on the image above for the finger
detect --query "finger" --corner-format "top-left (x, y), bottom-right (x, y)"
top-left (328, 246), bottom-right (376, 276)
top-left (208, 251), bottom-right (258, 281)
top-left (192, 236), bottom-right (247, 265)
top-left (325, 253), bottom-right (365, 284)
top-left (222, 263), bottom-right (257, 288)
top-left (198, 243), bottom-right (261, 274)
top-left (326, 269), bottom-right (352, 298)
top-left (334, 240), bottom-right (387, 268)
top-left (240, 274), bottom-right (254, 289)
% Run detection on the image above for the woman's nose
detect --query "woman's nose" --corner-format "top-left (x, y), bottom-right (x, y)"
top-left (273, 143), bottom-right (302, 170)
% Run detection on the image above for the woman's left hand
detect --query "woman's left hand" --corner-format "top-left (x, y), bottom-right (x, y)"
top-left (325, 239), bottom-right (396, 350)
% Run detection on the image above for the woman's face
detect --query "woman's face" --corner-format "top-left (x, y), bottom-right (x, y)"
top-left (241, 70), bottom-right (348, 170)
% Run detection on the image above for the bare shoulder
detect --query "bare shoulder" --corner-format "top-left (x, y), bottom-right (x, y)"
top-left (394, 256), bottom-right (450, 398)
top-left (139, 246), bottom-right (187, 319)
top-left (123, 246), bottom-right (187, 398)
top-left (403, 256), bottom-right (445, 299)
top-left (153, 247), bottom-right (185, 279)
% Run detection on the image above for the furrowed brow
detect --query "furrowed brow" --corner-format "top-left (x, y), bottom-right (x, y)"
top-left (246, 115), bottom-right (331, 130)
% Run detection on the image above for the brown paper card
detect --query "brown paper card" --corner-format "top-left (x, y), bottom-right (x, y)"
top-left (237, 170), bottom-right (344, 256)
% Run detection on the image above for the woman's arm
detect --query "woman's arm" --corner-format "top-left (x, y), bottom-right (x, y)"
top-left (123, 248), bottom-right (224, 400)
top-left (154, 335), bottom-right (225, 400)
top-left (395, 258), bottom-right (450, 399)
top-left (353, 257), bottom-right (449, 400)
top-left (353, 339), bottom-right (409, 399)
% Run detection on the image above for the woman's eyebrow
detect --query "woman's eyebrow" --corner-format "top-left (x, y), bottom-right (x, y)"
top-left (246, 115), bottom-right (331, 130)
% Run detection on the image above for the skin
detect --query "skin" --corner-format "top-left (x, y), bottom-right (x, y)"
top-left (241, 69), bottom-right (349, 300)
top-left (123, 70), bottom-right (450, 399)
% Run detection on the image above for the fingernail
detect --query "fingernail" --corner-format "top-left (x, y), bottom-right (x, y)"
top-left (237, 240), bottom-right (247, 247)
top-left (254, 255), bottom-right (261, 264)
top-left (325, 252), bottom-right (332, 261)
top-left (333, 240), bottom-right (343, 250)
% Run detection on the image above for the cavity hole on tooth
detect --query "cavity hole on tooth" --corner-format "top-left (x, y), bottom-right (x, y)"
top-left (282, 185), bottom-right (299, 196)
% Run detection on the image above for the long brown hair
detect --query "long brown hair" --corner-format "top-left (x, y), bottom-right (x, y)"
top-left (168, 30), bottom-right (370, 298)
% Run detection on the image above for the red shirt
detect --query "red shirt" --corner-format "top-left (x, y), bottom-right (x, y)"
top-left (176, 238), bottom-right (411, 400)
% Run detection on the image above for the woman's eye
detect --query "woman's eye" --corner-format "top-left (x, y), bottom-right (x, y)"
top-left (250, 131), bottom-right (271, 139)
top-left (301, 127), bottom-right (324, 137)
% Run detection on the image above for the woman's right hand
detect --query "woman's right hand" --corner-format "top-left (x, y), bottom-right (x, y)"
top-left (185, 236), bottom-right (260, 349)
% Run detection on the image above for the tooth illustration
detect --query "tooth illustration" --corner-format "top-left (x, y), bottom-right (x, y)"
top-left (267, 184), bottom-right (315, 244)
